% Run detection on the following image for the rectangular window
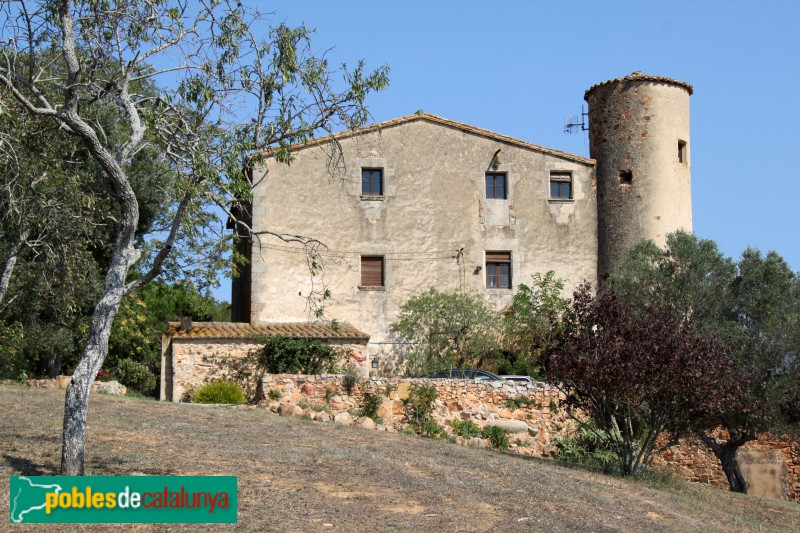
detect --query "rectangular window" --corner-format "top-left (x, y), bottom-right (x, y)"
top-left (485, 173), bottom-right (507, 199)
top-left (486, 251), bottom-right (511, 289)
top-left (360, 256), bottom-right (384, 287)
top-left (362, 168), bottom-right (383, 196)
top-left (549, 172), bottom-right (572, 199)
top-left (678, 140), bottom-right (687, 164)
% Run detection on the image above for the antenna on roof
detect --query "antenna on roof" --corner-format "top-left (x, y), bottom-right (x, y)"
top-left (564, 105), bottom-right (588, 134)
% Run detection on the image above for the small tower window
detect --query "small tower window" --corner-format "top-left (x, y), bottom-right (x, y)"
top-left (618, 170), bottom-right (633, 185)
top-left (678, 140), bottom-right (687, 164)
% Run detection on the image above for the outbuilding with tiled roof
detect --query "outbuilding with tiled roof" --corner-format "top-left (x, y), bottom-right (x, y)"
top-left (160, 321), bottom-right (370, 402)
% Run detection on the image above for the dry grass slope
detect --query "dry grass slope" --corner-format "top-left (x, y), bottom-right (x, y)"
top-left (1, 384), bottom-right (798, 532)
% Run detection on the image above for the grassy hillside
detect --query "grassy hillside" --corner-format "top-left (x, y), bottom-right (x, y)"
top-left (1, 385), bottom-right (798, 532)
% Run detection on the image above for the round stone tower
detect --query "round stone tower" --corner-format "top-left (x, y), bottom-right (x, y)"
top-left (585, 71), bottom-right (693, 281)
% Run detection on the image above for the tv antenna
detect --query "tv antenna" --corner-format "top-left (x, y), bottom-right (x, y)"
top-left (564, 105), bottom-right (588, 134)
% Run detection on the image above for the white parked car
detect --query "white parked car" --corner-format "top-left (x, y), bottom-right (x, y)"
top-left (501, 375), bottom-right (536, 385)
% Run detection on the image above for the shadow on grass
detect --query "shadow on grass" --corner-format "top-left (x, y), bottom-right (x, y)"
top-left (504, 449), bottom-right (683, 492)
top-left (3, 455), bottom-right (59, 476)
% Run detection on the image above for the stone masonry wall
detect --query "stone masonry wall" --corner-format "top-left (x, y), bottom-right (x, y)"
top-left (253, 373), bottom-right (800, 503)
top-left (653, 432), bottom-right (800, 502)
top-left (258, 374), bottom-right (572, 458)
top-left (165, 338), bottom-right (369, 402)
top-left (165, 336), bottom-right (799, 503)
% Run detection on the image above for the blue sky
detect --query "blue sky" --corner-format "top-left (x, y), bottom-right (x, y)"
top-left (214, 1), bottom-right (799, 301)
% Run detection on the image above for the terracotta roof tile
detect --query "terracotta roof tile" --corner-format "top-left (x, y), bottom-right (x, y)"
top-left (253, 111), bottom-right (595, 166)
top-left (584, 71), bottom-right (693, 100)
top-left (166, 321), bottom-right (369, 341)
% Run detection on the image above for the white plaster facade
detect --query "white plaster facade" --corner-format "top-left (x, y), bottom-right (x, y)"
top-left (240, 112), bottom-right (597, 368)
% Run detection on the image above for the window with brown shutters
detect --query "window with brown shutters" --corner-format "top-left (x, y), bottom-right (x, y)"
top-left (360, 256), bottom-right (384, 287)
top-left (486, 251), bottom-right (511, 289)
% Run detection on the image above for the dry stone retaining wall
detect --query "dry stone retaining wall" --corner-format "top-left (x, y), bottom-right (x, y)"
top-left (254, 373), bottom-right (800, 503)
top-left (161, 334), bottom-right (799, 503)
top-left (654, 433), bottom-right (799, 502)
top-left (257, 374), bottom-right (573, 458)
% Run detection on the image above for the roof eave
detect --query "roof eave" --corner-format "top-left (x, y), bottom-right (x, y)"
top-left (250, 112), bottom-right (595, 166)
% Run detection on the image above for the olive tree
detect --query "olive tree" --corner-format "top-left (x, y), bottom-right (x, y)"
top-left (0, 0), bottom-right (387, 474)
top-left (390, 288), bottom-right (502, 376)
top-left (502, 271), bottom-right (566, 378)
top-left (609, 232), bottom-right (800, 492)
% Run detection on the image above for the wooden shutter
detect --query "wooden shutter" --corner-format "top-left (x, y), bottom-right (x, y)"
top-left (485, 251), bottom-right (511, 262)
top-left (361, 256), bottom-right (384, 286)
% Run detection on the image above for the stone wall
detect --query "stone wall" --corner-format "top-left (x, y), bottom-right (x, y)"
top-left (654, 433), bottom-right (800, 502)
top-left (257, 374), bottom-right (572, 458)
top-left (163, 333), bottom-right (800, 503)
top-left (163, 338), bottom-right (369, 402)
top-left (250, 373), bottom-right (800, 503)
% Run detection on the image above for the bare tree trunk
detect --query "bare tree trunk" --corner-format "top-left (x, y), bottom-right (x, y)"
top-left (0, 221), bottom-right (30, 307)
top-left (56, 0), bottom-right (143, 475)
top-left (61, 282), bottom-right (128, 475)
top-left (697, 430), bottom-right (753, 494)
top-left (719, 445), bottom-right (748, 493)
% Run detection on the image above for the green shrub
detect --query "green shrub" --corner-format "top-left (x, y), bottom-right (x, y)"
top-left (495, 354), bottom-right (544, 381)
top-left (0, 321), bottom-right (27, 381)
top-left (359, 391), bottom-right (382, 419)
top-left (481, 425), bottom-right (509, 450)
top-left (113, 358), bottom-right (157, 395)
top-left (254, 336), bottom-right (337, 374)
top-left (390, 289), bottom-right (502, 377)
top-left (555, 425), bottom-right (619, 473)
top-left (267, 388), bottom-right (282, 401)
top-left (404, 383), bottom-right (439, 431)
top-left (342, 364), bottom-right (360, 395)
top-left (422, 418), bottom-right (445, 440)
top-left (24, 325), bottom-right (76, 378)
top-left (193, 381), bottom-right (246, 404)
top-left (451, 419), bottom-right (482, 439)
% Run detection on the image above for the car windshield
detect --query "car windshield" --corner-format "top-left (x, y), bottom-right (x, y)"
top-left (431, 369), bottom-right (501, 380)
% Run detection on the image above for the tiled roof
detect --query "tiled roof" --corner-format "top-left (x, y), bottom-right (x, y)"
top-left (584, 71), bottom-right (693, 100)
top-left (253, 111), bottom-right (595, 165)
top-left (166, 321), bottom-right (369, 341)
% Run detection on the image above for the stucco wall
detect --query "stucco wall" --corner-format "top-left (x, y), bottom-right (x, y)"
top-left (250, 118), bottom-right (597, 367)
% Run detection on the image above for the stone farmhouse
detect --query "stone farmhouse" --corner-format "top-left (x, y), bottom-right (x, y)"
top-left (158, 74), bottom-right (800, 504)
top-left (162, 71), bottom-right (694, 395)
top-left (234, 71), bottom-right (692, 367)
